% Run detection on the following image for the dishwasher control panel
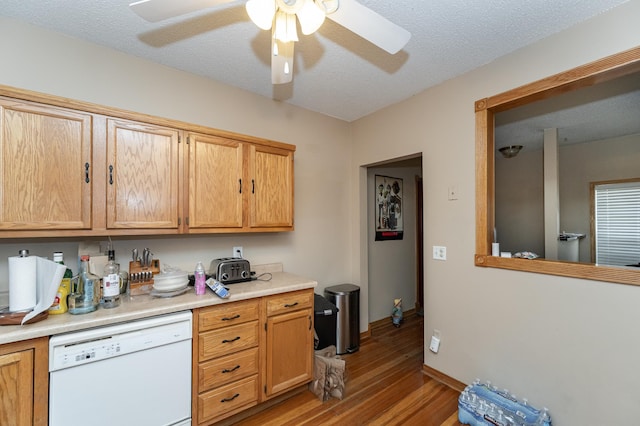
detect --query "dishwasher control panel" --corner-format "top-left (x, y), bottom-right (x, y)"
top-left (51, 339), bottom-right (123, 370)
top-left (49, 311), bottom-right (192, 371)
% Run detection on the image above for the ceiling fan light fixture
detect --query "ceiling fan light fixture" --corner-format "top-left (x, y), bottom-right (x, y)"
top-left (271, 28), bottom-right (294, 84)
top-left (297, 0), bottom-right (326, 35)
top-left (246, 0), bottom-right (276, 30)
top-left (274, 10), bottom-right (299, 42)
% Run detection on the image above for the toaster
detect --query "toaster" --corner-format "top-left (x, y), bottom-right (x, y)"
top-left (209, 257), bottom-right (252, 284)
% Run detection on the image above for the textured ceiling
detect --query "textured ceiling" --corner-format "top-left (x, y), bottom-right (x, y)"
top-left (0, 0), bottom-right (631, 122)
top-left (495, 72), bottom-right (640, 152)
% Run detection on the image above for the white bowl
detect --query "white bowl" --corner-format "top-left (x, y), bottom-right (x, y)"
top-left (153, 280), bottom-right (188, 292)
top-left (154, 270), bottom-right (188, 281)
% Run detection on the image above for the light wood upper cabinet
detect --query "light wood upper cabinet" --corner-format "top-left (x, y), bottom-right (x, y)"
top-left (0, 86), bottom-right (294, 237)
top-left (0, 98), bottom-right (92, 230)
top-left (186, 133), bottom-right (244, 230)
top-left (0, 337), bottom-right (48, 426)
top-left (186, 133), bottom-right (294, 233)
top-left (249, 144), bottom-right (294, 229)
top-left (106, 118), bottom-right (181, 230)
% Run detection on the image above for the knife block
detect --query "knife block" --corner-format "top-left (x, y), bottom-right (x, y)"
top-left (128, 259), bottom-right (160, 296)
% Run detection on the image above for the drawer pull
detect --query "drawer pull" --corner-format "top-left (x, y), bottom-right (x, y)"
top-left (284, 302), bottom-right (299, 308)
top-left (222, 336), bottom-right (241, 344)
top-left (222, 365), bottom-right (241, 374)
top-left (221, 393), bottom-right (240, 403)
top-left (222, 314), bottom-right (241, 321)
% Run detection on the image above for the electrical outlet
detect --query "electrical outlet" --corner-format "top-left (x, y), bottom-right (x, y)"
top-left (429, 336), bottom-right (441, 353)
top-left (233, 246), bottom-right (243, 258)
top-left (433, 246), bottom-right (447, 260)
top-left (430, 329), bottom-right (441, 353)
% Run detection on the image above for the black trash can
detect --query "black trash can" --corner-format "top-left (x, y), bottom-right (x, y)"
top-left (324, 284), bottom-right (360, 354)
top-left (313, 294), bottom-right (338, 350)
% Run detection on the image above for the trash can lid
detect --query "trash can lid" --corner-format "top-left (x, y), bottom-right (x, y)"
top-left (324, 283), bottom-right (360, 295)
top-left (314, 293), bottom-right (338, 315)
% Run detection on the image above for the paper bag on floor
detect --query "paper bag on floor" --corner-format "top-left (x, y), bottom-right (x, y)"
top-left (309, 345), bottom-right (346, 401)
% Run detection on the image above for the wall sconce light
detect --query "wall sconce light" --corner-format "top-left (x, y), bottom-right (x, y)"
top-left (499, 145), bottom-right (523, 158)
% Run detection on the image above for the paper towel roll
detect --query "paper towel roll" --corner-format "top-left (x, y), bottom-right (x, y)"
top-left (9, 255), bottom-right (37, 312)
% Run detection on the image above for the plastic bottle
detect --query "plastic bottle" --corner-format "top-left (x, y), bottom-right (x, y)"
top-left (49, 252), bottom-right (73, 315)
top-left (101, 249), bottom-right (121, 308)
top-left (194, 262), bottom-right (206, 295)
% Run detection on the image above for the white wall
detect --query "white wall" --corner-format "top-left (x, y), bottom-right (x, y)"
top-left (495, 133), bottom-right (640, 262)
top-left (495, 148), bottom-right (544, 256)
top-left (560, 133), bottom-right (640, 262)
top-left (367, 166), bottom-right (420, 322)
top-left (0, 17), bottom-right (353, 298)
top-left (351, 2), bottom-right (640, 424)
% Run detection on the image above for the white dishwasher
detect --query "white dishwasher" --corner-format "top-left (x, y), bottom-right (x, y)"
top-left (49, 311), bottom-right (192, 426)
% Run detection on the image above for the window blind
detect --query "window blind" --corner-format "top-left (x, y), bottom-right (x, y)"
top-left (594, 181), bottom-right (640, 266)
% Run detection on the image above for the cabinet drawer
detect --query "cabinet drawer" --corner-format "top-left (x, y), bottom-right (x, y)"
top-left (198, 299), bottom-right (259, 331)
top-left (199, 321), bottom-right (259, 361)
top-left (265, 289), bottom-right (313, 317)
top-left (199, 347), bottom-right (259, 392)
top-left (198, 375), bottom-right (258, 424)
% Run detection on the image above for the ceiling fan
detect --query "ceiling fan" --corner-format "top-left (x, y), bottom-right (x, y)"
top-left (129, 0), bottom-right (411, 84)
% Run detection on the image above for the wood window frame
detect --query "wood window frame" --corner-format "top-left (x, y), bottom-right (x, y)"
top-left (475, 46), bottom-right (640, 286)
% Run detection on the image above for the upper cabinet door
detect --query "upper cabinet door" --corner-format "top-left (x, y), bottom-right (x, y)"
top-left (249, 145), bottom-right (294, 229)
top-left (0, 99), bottom-right (92, 230)
top-left (106, 119), bottom-right (180, 230)
top-left (186, 133), bottom-right (243, 230)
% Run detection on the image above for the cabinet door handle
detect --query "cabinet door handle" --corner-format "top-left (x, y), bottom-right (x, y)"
top-left (222, 365), bottom-right (241, 374)
top-left (84, 163), bottom-right (90, 183)
top-left (308, 315), bottom-right (312, 330)
top-left (239, 179), bottom-right (242, 194)
top-left (221, 393), bottom-right (240, 403)
top-left (109, 165), bottom-right (114, 185)
top-left (252, 179), bottom-right (255, 194)
top-left (222, 314), bottom-right (240, 321)
top-left (222, 336), bottom-right (240, 344)
top-left (284, 302), bottom-right (299, 308)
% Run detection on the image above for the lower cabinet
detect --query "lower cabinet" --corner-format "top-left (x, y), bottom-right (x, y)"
top-left (0, 337), bottom-right (48, 426)
top-left (192, 289), bottom-right (314, 425)
top-left (194, 299), bottom-right (260, 425)
top-left (263, 290), bottom-right (314, 399)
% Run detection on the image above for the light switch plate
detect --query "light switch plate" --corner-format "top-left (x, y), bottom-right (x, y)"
top-left (447, 185), bottom-right (459, 200)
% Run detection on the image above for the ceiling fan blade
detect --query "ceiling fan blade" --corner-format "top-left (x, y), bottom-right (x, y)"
top-left (129, 0), bottom-right (239, 22)
top-left (271, 30), bottom-right (294, 84)
top-left (326, 0), bottom-right (410, 54)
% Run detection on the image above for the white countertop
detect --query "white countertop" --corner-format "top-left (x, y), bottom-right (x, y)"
top-left (0, 270), bottom-right (317, 345)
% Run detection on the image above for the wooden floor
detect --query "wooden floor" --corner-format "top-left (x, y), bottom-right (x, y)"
top-left (235, 312), bottom-right (462, 426)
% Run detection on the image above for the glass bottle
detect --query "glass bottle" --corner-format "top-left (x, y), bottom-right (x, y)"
top-left (48, 252), bottom-right (73, 314)
top-left (69, 255), bottom-right (100, 314)
top-left (101, 249), bottom-right (121, 308)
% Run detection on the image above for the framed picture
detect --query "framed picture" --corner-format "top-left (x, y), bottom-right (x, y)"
top-left (375, 175), bottom-right (403, 241)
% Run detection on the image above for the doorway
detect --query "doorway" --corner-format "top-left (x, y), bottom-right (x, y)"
top-left (365, 155), bottom-right (423, 324)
